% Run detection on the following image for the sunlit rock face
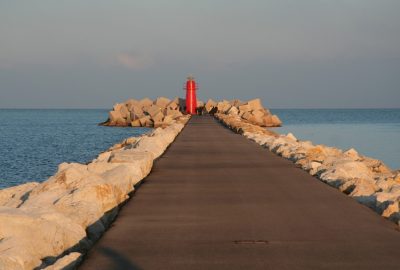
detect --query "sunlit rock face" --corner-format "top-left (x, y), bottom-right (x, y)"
top-left (205, 98), bottom-right (282, 127)
top-left (102, 97), bottom-right (185, 127)
top-left (0, 115), bottom-right (190, 270)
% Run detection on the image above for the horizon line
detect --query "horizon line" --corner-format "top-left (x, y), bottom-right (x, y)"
top-left (0, 107), bottom-right (399, 110)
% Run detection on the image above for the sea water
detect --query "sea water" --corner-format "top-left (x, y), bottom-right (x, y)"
top-left (271, 109), bottom-right (400, 170)
top-left (1, 109), bottom-right (399, 189)
top-left (0, 109), bottom-right (151, 189)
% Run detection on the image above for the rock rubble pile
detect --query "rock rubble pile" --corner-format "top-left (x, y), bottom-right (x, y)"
top-left (0, 115), bottom-right (190, 270)
top-left (102, 97), bottom-right (185, 127)
top-left (204, 98), bottom-right (282, 127)
top-left (216, 113), bottom-right (400, 226)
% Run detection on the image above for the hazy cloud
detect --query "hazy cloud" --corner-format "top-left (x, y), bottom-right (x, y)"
top-left (115, 52), bottom-right (155, 70)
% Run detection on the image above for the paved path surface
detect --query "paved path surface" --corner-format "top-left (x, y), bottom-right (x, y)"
top-left (80, 115), bottom-right (400, 270)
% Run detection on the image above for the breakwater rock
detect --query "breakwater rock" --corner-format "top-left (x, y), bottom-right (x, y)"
top-left (102, 97), bottom-right (186, 127)
top-left (0, 115), bottom-right (190, 269)
top-left (204, 98), bottom-right (282, 127)
top-left (102, 97), bottom-right (282, 128)
top-left (215, 113), bottom-right (400, 226)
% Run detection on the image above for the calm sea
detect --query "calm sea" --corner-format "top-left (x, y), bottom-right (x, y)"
top-left (0, 109), bottom-right (399, 189)
top-left (0, 109), bottom-right (151, 189)
top-left (271, 109), bottom-right (400, 170)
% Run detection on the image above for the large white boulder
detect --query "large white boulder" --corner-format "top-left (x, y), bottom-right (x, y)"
top-left (154, 97), bottom-right (171, 108)
top-left (319, 160), bottom-right (374, 188)
top-left (43, 252), bottom-right (82, 270)
top-left (139, 97), bottom-right (153, 108)
top-left (129, 106), bottom-right (144, 121)
top-left (108, 150), bottom-right (154, 176)
top-left (247, 98), bottom-right (263, 111)
top-left (108, 110), bottom-right (126, 126)
top-left (112, 103), bottom-right (129, 119)
top-left (0, 182), bottom-right (39, 208)
top-left (144, 104), bottom-right (163, 118)
top-left (20, 163), bottom-right (95, 208)
top-left (382, 201), bottom-right (400, 224)
top-left (0, 207), bottom-right (86, 270)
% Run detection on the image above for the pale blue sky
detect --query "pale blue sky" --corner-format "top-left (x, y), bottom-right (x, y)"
top-left (0, 0), bottom-right (399, 108)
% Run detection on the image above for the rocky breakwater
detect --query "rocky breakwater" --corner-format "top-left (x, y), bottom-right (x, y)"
top-left (102, 97), bottom-right (185, 127)
top-left (204, 98), bottom-right (282, 127)
top-left (216, 113), bottom-right (400, 226)
top-left (0, 115), bottom-right (190, 270)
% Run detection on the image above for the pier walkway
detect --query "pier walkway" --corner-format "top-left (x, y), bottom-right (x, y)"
top-left (80, 115), bottom-right (400, 270)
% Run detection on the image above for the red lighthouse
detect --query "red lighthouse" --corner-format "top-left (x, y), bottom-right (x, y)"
top-left (185, 75), bottom-right (197, 114)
